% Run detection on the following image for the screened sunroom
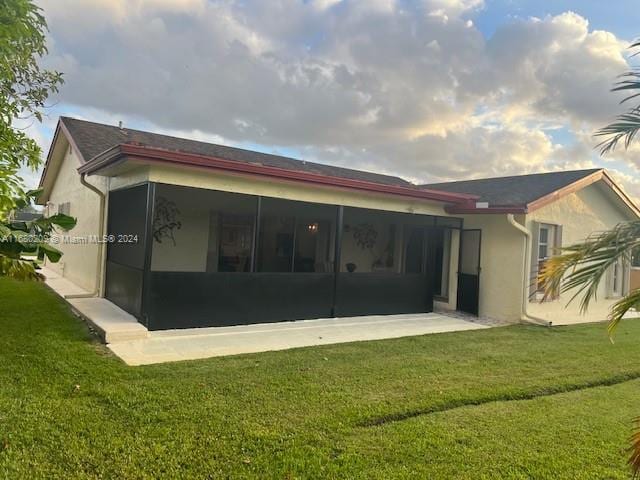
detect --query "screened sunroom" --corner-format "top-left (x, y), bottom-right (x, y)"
top-left (105, 182), bottom-right (462, 330)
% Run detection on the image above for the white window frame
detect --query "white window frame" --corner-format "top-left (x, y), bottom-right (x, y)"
top-left (608, 258), bottom-right (628, 299)
top-left (538, 226), bottom-right (551, 263)
top-left (534, 223), bottom-right (559, 299)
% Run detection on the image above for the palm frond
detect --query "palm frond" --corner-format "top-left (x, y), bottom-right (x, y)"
top-left (608, 288), bottom-right (640, 336)
top-left (611, 75), bottom-right (640, 104)
top-left (595, 112), bottom-right (640, 155)
top-left (594, 39), bottom-right (640, 154)
top-left (629, 416), bottom-right (640, 478)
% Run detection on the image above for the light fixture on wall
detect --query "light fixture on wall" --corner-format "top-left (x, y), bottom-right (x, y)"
top-left (307, 222), bottom-right (319, 233)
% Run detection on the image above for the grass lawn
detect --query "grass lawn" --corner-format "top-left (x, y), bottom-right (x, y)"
top-left (2, 278), bottom-right (640, 479)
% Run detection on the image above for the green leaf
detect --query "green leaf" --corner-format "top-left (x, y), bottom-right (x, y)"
top-left (0, 0), bottom-right (63, 257)
top-left (14, 198), bottom-right (28, 209)
top-left (38, 243), bottom-right (62, 263)
top-left (8, 221), bottom-right (29, 232)
top-left (47, 214), bottom-right (77, 231)
top-left (25, 188), bottom-right (43, 199)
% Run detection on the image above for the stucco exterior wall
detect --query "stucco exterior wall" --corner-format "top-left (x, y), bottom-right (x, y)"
top-left (50, 149), bottom-right (635, 326)
top-left (147, 164), bottom-right (450, 217)
top-left (459, 214), bottom-right (525, 322)
top-left (109, 166), bottom-right (150, 191)
top-left (46, 142), bottom-right (107, 292)
top-left (526, 183), bottom-right (633, 324)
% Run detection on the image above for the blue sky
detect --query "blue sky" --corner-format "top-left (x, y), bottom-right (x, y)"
top-left (473, 0), bottom-right (639, 39)
top-left (27, 0), bottom-right (640, 198)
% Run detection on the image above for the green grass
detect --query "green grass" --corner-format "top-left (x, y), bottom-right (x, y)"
top-left (1, 278), bottom-right (640, 479)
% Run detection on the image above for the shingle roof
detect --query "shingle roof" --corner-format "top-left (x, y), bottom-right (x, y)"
top-left (420, 169), bottom-right (603, 207)
top-left (61, 117), bottom-right (411, 187)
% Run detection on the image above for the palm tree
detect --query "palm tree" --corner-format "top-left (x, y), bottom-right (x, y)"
top-left (539, 38), bottom-right (640, 475)
top-left (595, 39), bottom-right (640, 155)
top-left (538, 222), bottom-right (640, 333)
top-left (540, 225), bottom-right (640, 477)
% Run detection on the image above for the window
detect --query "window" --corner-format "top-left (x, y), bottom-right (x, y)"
top-left (535, 223), bottom-right (559, 295)
top-left (609, 258), bottom-right (627, 298)
top-left (257, 198), bottom-right (335, 273)
top-left (612, 261), bottom-right (621, 296)
top-left (258, 212), bottom-right (295, 272)
top-left (293, 217), bottom-right (332, 272)
top-left (538, 226), bottom-right (549, 260)
top-left (218, 214), bottom-right (254, 272)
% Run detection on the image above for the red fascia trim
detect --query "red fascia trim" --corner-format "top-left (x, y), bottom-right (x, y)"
top-left (82, 143), bottom-right (479, 205)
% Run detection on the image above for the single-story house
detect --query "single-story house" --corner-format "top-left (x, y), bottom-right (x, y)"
top-left (37, 117), bottom-right (640, 329)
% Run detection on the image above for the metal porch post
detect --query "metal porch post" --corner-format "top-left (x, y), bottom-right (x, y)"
top-left (331, 205), bottom-right (344, 317)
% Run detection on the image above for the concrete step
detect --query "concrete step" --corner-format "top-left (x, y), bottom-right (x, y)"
top-left (68, 297), bottom-right (148, 343)
top-left (40, 266), bottom-right (148, 344)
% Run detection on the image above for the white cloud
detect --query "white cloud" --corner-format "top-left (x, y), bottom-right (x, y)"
top-left (32, 0), bottom-right (640, 200)
top-left (424, 0), bottom-right (484, 18)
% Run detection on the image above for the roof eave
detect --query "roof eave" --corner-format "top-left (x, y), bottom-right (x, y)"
top-left (524, 169), bottom-right (640, 218)
top-left (37, 118), bottom-right (89, 204)
top-left (445, 169), bottom-right (640, 218)
top-left (524, 169), bottom-right (604, 214)
top-left (445, 205), bottom-right (528, 214)
top-left (600, 170), bottom-right (640, 218)
top-left (79, 143), bottom-right (479, 206)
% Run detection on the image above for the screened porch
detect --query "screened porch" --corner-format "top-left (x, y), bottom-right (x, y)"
top-left (104, 182), bottom-right (461, 330)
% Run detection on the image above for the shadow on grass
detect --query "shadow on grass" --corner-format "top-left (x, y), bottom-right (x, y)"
top-left (360, 371), bottom-right (640, 427)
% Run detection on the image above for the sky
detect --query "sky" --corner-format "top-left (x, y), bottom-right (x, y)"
top-left (22, 0), bottom-right (640, 200)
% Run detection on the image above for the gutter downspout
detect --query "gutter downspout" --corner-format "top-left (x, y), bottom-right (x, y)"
top-left (506, 214), bottom-right (552, 327)
top-left (64, 173), bottom-right (105, 299)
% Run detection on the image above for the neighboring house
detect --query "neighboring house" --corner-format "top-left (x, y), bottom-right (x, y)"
top-left (9, 206), bottom-right (43, 222)
top-left (37, 117), bottom-right (639, 330)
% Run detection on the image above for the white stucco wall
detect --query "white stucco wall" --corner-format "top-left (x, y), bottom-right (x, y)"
top-left (45, 142), bottom-right (107, 292)
top-left (458, 214), bottom-right (526, 322)
top-left (147, 164), bottom-right (450, 217)
top-left (526, 182), bottom-right (634, 324)
top-left (456, 181), bottom-right (636, 324)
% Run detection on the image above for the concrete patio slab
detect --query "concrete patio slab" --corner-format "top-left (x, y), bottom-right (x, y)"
top-left (109, 313), bottom-right (490, 366)
top-left (40, 266), bottom-right (88, 296)
top-left (38, 266), bottom-right (491, 366)
top-left (40, 266), bottom-right (148, 343)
